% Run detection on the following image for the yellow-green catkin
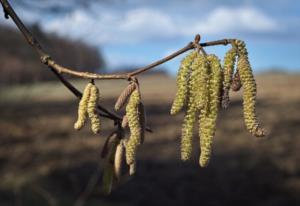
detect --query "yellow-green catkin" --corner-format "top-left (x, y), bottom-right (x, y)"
top-left (199, 55), bottom-right (222, 167)
top-left (74, 83), bottom-right (93, 130)
top-left (125, 89), bottom-right (141, 165)
top-left (235, 40), bottom-right (265, 137)
top-left (181, 53), bottom-right (208, 161)
top-left (171, 51), bottom-right (197, 115)
top-left (222, 47), bottom-right (238, 108)
top-left (87, 84), bottom-right (101, 134)
top-left (101, 135), bottom-right (119, 195)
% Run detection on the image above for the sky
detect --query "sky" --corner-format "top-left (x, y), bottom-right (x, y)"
top-left (1, 0), bottom-right (300, 74)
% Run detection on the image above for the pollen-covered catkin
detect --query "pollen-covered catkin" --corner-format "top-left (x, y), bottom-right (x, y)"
top-left (74, 83), bottom-right (92, 130)
top-left (222, 47), bottom-right (237, 108)
top-left (125, 89), bottom-right (141, 165)
top-left (181, 53), bottom-right (208, 161)
top-left (199, 54), bottom-right (222, 167)
top-left (235, 40), bottom-right (265, 137)
top-left (115, 83), bottom-right (137, 111)
top-left (171, 51), bottom-right (197, 115)
top-left (87, 84), bottom-right (101, 134)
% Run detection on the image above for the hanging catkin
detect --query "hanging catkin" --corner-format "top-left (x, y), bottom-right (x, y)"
top-left (115, 83), bottom-right (137, 111)
top-left (125, 89), bottom-right (142, 165)
top-left (235, 40), bottom-right (265, 137)
top-left (171, 51), bottom-right (197, 115)
top-left (222, 47), bottom-right (237, 108)
top-left (87, 84), bottom-right (101, 134)
top-left (74, 83), bottom-right (92, 130)
top-left (199, 54), bottom-right (222, 167)
top-left (181, 53), bottom-right (208, 161)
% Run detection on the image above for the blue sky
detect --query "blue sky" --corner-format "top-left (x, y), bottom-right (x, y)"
top-left (1, 0), bottom-right (300, 74)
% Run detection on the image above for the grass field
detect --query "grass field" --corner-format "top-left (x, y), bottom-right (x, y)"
top-left (0, 72), bottom-right (300, 206)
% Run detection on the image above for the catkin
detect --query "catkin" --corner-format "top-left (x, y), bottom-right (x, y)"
top-left (87, 84), bottom-right (101, 134)
top-left (125, 89), bottom-right (142, 165)
top-left (74, 83), bottom-right (92, 130)
top-left (171, 51), bottom-right (197, 115)
top-left (199, 54), bottom-right (222, 167)
top-left (235, 40), bottom-right (265, 137)
top-left (115, 83), bottom-right (137, 111)
top-left (114, 140), bottom-right (125, 180)
top-left (222, 47), bottom-right (237, 108)
top-left (181, 53), bottom-right (208, 161)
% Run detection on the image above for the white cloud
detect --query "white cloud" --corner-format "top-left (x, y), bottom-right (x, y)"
top-left (42, 6), bottom-right (278, 45)
top-left (184, 7), bottom-right (278, 35)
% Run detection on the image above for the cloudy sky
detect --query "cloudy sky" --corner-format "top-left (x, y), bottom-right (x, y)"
top-left (1, 0), bottom-right (300, 74)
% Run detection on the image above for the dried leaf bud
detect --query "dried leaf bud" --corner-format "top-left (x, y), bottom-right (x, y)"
top-left (114, 140), bottom-right (125, 180)
top-left (121, 115), bottom-right (129, 129)
top-left (101, 135), bottom-right (119, 195)
top-left (129, 161), bottom-right (136, 176)
top-left (231, 70), bottom-right (242, 91)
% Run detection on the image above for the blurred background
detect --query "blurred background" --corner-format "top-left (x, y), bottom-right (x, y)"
top-left (0, 0), bottom-right (300, 205)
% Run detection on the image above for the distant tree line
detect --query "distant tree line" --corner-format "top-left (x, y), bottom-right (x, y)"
top-left (0, 24), bottom-right (105, 84)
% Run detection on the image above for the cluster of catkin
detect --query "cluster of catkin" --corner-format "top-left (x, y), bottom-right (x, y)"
top-left (115, 82), bottom-right (146, 171)
top-left (74, 82), bottom-right (101, 134)
top-left (171, 39), bottom-right (265, 167)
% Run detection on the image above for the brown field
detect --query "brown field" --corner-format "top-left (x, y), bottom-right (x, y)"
top-left (0, 72), bottom-right (300, 206)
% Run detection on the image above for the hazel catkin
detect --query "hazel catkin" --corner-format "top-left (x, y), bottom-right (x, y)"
top-left (181, 53), bottom-right (208, 161)
top-left (222, 47), bottom-right (237, 108)
top-left (74, 83), bottom-right (92, 130)
top-left (199, 54), bottom-right (222, 167)
top-left (115, 83), bottom-right (137, 111)
top-left (87, 84), bottom-right (101, 134)
top-left (171, 51), bottom-right (197, 115)
top-left (125, 89), bottom-right (142, 165)
top-left (235, 40), bottom-right (265, 137)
